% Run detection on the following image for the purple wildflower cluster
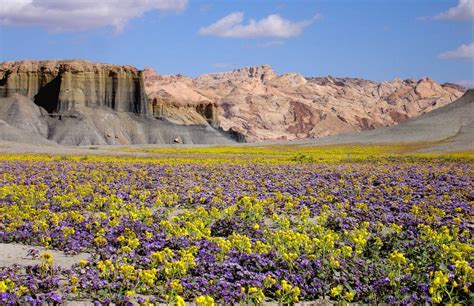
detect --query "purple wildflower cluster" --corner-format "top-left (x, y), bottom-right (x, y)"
top-left (0, 160), bottom-right (472, 304)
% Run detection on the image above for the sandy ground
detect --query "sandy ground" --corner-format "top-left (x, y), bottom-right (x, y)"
top-left (0, 243), bottom-right (91, 270)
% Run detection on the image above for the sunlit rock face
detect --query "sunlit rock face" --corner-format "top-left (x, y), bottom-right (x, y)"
top-left (0, 60), bottom-right (147, 114)
top-left (143, 64), bottom-right (466, 142)
top-left (143, 67), bottom-right (220, 127)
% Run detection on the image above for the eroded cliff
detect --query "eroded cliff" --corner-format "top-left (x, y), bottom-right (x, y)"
top-left (143, 68), bottom-right (219, 126)
top-left (0, 60), bottom-right (147, 114)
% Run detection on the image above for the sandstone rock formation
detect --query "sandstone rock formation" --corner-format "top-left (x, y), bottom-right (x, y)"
top-left (143, 68), bottom-right (219, 126)
top-left (0, 60), bottom-right (147, 114)
top-left (0, 60), bottom-right (239, 146)
top-left (0, 60), bottom-right (466, 146)
top-left (144, 65), bottom-right (466, 142)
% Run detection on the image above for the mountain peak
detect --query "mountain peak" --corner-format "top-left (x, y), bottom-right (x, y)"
top-left (198, 64), bottom-right (277, 83)
top-left (230, 64), bottom-right (276, 81)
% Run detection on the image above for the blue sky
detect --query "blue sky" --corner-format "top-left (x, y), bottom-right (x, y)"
top-left (0, 0), bottom-right (473, 85)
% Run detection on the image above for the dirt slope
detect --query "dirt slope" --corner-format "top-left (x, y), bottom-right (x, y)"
top-left (310, 89), bottom-right (474, 152)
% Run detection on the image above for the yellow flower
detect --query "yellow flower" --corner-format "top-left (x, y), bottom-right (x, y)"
top-left (343, 291), bottom-right (355, 301)
top-left (0, 281), bottom-right (8, 293)
top-left (170, 279), bottom-right (183, 293)
top-left (329, 257), bottom-right (340, 269)
top-left (263, 274), bottom-right (276, 287)
top-left (70, 275), bottom-right (79, 284)
top-left (17, 285), bottom-right (28, 295)
top-left (281, 280), bottom-right (291, 292)
top-left (463, 285), bottom-right (469, 293)
top-left (94, 236), bottom-right (107, 246)
top-left (341, 245), bottom-right (352, 257)
top-left (195, 295), bottom-right (214, 306)
top-left (247, 286), bottom-right (265, 303)
top-left (139, 268), bottom-right (157, 286)
top-left (389, 250), bottom-right (407, 266)
top-left (79, 259), bottom-right (88, 267)
top-left (40, 253), bottom-right (54, 266)
top-left (175, 295), bottom-right (186, 306)
top-left (330, 285), bottom-right (343, 297)
top-left (293, 286), bottom-right (301, 296)
top-left (120, 263), bottom-right (135, 279)
top-left (248, 287), bottom-right (258, 294)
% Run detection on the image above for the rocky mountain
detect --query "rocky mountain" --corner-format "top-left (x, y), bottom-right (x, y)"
top-left (0, 60), bottom-right (466, 146)
top-left (144, 65), bottom-right (466, 141)
top-left (0, 60), bottom-right (237, 146)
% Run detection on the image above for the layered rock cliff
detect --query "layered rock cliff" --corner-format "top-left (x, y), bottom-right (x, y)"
top-left (0, 60), bottom-right (147, 114)
top-left (0, 60), bottom-right (239, 146)
top-left (144, 65), bottom-right (466, 141)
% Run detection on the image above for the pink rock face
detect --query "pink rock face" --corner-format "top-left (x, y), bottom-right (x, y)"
top-left (144, 65), bottom-right (467, 142)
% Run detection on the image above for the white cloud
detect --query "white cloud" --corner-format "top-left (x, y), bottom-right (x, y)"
top-left (438, 43), bottom-right (474, 59)
top-left (424, 0), bottom-right (474, 21)
top-left (198, 12), bottom-right (320, 38)
top-left (0, 0), bottom-right (187, 32)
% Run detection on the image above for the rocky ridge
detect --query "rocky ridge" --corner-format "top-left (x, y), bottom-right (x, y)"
top-left (0, 60), bottom-right (467, 145)
top-left (144, 65), bottom-right (466, 141)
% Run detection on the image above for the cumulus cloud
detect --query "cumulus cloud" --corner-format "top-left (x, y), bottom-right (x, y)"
top-left (438, 43), bottom-right (474, 59)
top-left (198, 12), bottom-right (320, 38)
top-left (421, 0), bottom-right (474, 21)
top-left (0, 0), bottom-right (187, 32)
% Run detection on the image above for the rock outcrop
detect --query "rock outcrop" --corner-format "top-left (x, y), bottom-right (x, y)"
top-left (144, 65), bottom-right (466, 141)
top-left (0, 60), bottom-right (147, 114)
top-left (0, 60), bottom-right (466, 145)
top-left (143, 68), bottom-right (219, 126)
top-left (0, 60), bottom-right (240, 146)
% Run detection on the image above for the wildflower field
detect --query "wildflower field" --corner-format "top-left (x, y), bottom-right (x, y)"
top-left (0, 145), bottom-right (473, 305)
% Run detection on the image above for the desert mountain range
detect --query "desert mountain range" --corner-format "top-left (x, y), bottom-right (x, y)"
top-left (144, 64), bottom-right (465, 142)
top-left (0, 60), bottom-right (467, 145)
